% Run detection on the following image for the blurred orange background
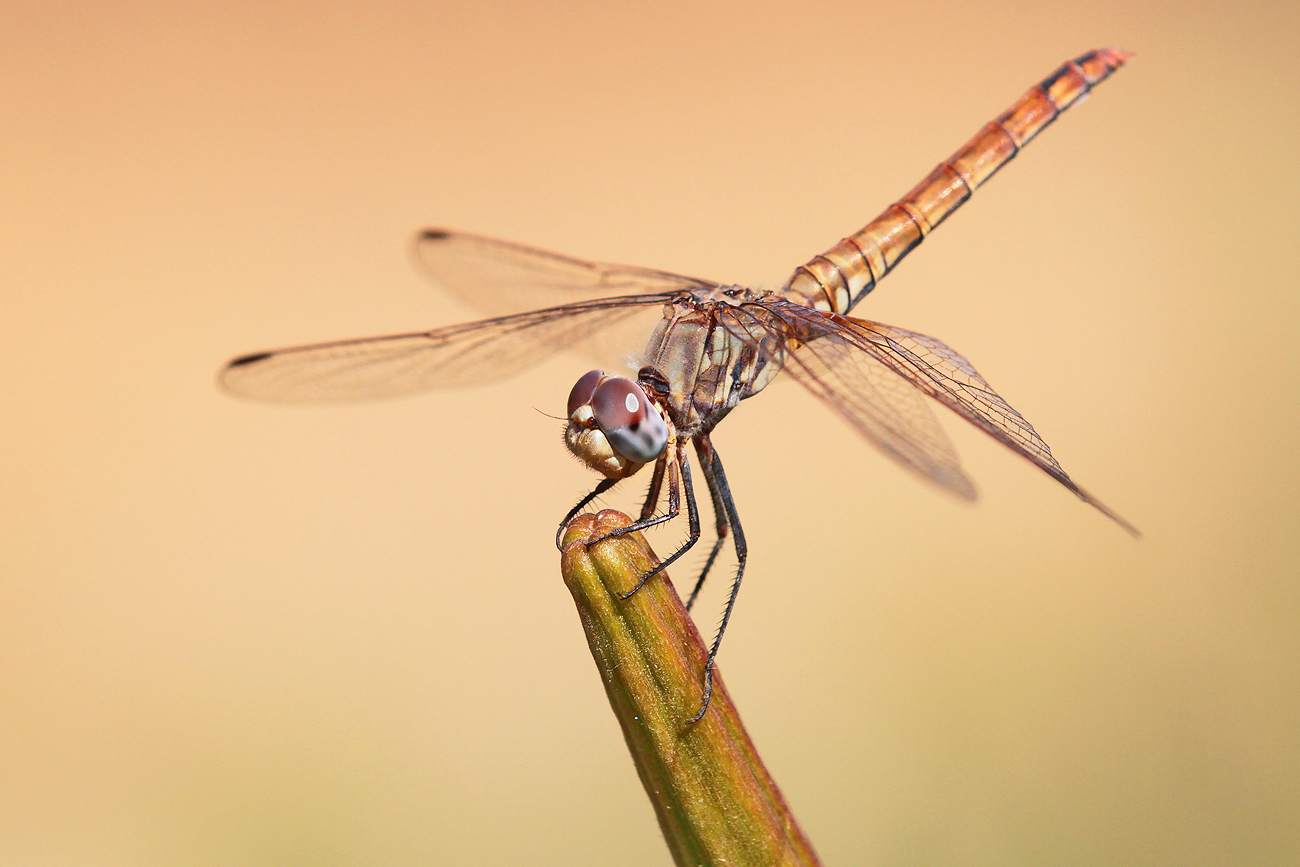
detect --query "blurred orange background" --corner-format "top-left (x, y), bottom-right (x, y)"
top-left (3, 1), bottom-right (1297, 865)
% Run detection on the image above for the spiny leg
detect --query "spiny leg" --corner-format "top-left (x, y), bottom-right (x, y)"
top-left (601, 444), bottom-right (703, 599)
top-left (684, 437), bottom-right (731, 612)
top-left (556, 476), bottom-right (621, 550)
top-left (559, 427), bottom-right (678, 552)
top-left (639, 451), bottom-right (668, 521)
top-left (687, 436), bottom-right (747, 724)
top-left (596, 446), bottom-right (681, 543)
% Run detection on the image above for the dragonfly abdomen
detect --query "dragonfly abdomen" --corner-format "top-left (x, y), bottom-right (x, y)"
top-left (783, 48), bottom-right (1131, 317)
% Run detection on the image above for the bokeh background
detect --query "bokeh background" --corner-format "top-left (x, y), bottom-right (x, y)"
top-left (4, 1), bottom-right (1297, 865)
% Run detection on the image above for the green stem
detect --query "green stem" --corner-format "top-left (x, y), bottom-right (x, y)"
top-left (560, 510), bottom-right (821, 867)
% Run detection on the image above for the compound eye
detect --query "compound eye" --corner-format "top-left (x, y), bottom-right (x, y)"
top-left (591, 377), bottom-right (645, 429)
top-left (590, 377), bottom-right (668, 463)
top-left (567, 369), bottom-right (605, 417)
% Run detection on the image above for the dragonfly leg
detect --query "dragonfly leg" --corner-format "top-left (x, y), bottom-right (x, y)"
top-left (687, 436), bottom-right (747, 724)
top-left (555, 476), bottom-right (621, 550)
top-left (639, 453), bottom-right (668, 521)
top-left (683, 437), bottom-right (731, 612)
top-left (595, 445), bottom-right (703, 599)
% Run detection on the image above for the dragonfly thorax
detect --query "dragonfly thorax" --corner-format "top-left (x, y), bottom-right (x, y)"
top-left (564, 370), bottom-right (669, 480)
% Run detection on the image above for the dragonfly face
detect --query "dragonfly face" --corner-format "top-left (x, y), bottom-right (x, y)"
top-left (221, 49), bottom-right (1137, 720)
top-left (564, 370), bottom-right (668, 479)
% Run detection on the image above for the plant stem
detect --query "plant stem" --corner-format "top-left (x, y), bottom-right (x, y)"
top-left (560, 509), bottom-right (821, 867)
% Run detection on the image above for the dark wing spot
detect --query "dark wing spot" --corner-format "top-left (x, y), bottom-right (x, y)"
top-left (227, 351), bottom-right (273, 368)
top-left (420, 229), bottom-right (451, 241)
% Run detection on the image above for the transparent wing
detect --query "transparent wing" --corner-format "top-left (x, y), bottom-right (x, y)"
top-left (412, 229), bottom-right (721, 313)
top-left (733, 300), bottom-right (1139, 534)
top-left (720, 302), bottom-right (976, 500)
top-left (408, 229), bottom-right (724, 367)
top-left (220, 294), bottom-right (674, 402)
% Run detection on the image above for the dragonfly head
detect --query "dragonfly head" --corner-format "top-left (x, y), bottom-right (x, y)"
top-left (564, 370), bottom-right (668, 479)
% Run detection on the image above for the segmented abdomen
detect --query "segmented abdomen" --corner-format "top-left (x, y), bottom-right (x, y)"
top-left (783, 48), bottom-right (1130, 315)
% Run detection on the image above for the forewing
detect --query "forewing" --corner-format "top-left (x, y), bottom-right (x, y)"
top-left (410, 229), bottom-right (721, 367)
top-left (412, 229), bottom-right (722, 312)
top-left (721, 302), bottom-right (977, 500)
top-left (220, 295), bottom-right (673, 402)
top-left (843, 320), bottom-right (1078, 481)
top-left (848, 320), bottom-right (1137, 532)
top-left (733, 300), bottom-right (1138, 534)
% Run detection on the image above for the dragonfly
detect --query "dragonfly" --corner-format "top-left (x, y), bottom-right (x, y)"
top-left (222, 48), bottom-right (1137, 721)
